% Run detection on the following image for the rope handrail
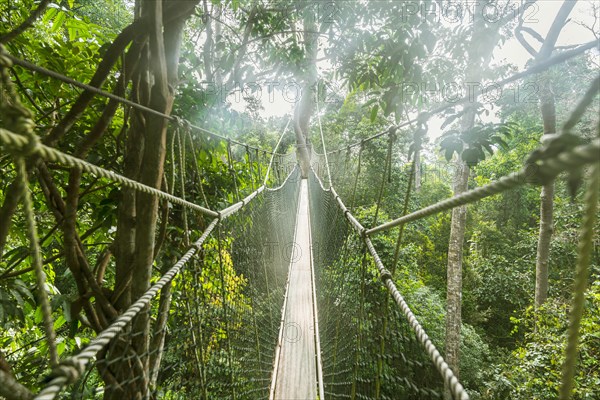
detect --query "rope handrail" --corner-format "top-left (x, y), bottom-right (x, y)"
top-left (266, 164), bottom-right (300, 192)
top-left (34, 218), bottom-right (220, 400)
top-left (315, 98), bottom-right (332, 188)
top-left (263, 118), bottom-right (291, 186)
top-left (5, 53), bottom-right (287, 156)
top-left (364, 236), bottom-right (469, 400)
top-left (366, 139), bottom-right (600, 236)
top-left (309, 168), bottom-right (469, 400)
top-left (322, 39), bottom-right (598, 155)
top-left (0, 127), bottom-right (220, 218)
top-left (34, 164), bottom-right (298, 400)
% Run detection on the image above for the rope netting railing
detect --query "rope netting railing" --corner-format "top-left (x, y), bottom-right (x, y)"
top-left (0, 37), bottom-right (302, 400)
top-left (0, 118), bottom-right (301, 399)
top-left (34, 167), bottom-right (301, 400)
top-left (0, 122), bottom-right (301, 398)
top-left (309, 68), bottom-right (599, 399)
top-left (309, 171), bottom-right (446, 399)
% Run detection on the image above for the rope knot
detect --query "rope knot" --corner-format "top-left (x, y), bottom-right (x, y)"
top-left (524, 132), bottom-right (587, 186)
top-left (49, 357), bottom-right (88, 385)
top-left (171, 115), bottom-right (185, 130)
top-left (19, 122), bottom-right (40, 156)
top-left (380, 268), bottom-right (393, 282)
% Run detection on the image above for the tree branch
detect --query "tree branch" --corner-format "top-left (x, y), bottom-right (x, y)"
top-left (521, 26), bottom-right (545, 44)
top-left (0, 0), bottom-right (52, 44)
top-left (0, 369), bottom-right (33, 400)
top-left (537, 1), bottom-right (577, 61)
top-left (9, 67), bottom-right (45, 115)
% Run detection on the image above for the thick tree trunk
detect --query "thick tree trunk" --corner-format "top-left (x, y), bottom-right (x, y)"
top-left (293, 8), bottom-right (318, 178)
top-left (413, 148), bottom-right (421, 192)
top-left (531, 0), bottom-right (574, 308)
top-left (444, 106), bottom-right (474, 389)
top-left (443, 5), bottom-right (516, 393)
top-left (534, 80), bottom-right (557, 308)
top-left (535, 183), bottom-right (554, 306)
top-left (106, 1), bottom-right (198, 399)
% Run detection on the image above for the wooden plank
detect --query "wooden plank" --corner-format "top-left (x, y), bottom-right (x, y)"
top-left (271, 179), bottom-right (320, 399)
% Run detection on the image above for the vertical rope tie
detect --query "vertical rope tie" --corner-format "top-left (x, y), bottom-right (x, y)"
top-left (226, 140), bottom-right (240, 202)
top-left (373, 131), bottom-right (395, 228)
top-left (349, 143), bottom-right (363, 212)
top-left (559, 161), bottom-right (600, 400)
top-left (256, 149), bottom-right (263, 183)
top-left (264, 119), bottom-right (290, 186)
top-left (185, 128), bottom-right (210, 208)
top-left (392, 120), bottom-right (425, 274)
top-left (246, 145), bottom-right (256, 191)
top-left (176, 127), bottom-right (190, 247)
top-left (16, 155), bottom-right (59, 367)
top-left (315, 97), bottom-right (332, 188)
top-left (1, 46), bottom-right (59, 368)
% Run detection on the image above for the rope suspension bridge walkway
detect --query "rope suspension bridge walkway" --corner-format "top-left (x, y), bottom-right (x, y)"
top-left (0, 27), bottom-right (598, 400)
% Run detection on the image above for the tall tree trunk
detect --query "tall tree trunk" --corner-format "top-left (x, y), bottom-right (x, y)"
top-left (413, 148), bottom-right (421, 192)
top-left (106, 1), bottom-right (198, 398)
top-left (534, 80), bottom-right (556, 308)
top-left (532, 0), bottom-right (575, 308)
top-left (294, 8), bottom-right (318, 178)
top-left (444, 107), bottom-right (473, 389)
top-left (202, 0), bottom-right (214, 83)
top-left (443, 2), bottom-right (504, 394)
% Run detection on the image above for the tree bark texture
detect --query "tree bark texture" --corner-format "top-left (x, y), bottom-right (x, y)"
top-left (532, 0), bottom-right (575, 308)
top-left (293, 8), bottom-right (318, 178)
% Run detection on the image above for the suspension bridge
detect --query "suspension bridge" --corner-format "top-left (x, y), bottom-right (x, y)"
top-left (0, 33), bottom-right (599, 400)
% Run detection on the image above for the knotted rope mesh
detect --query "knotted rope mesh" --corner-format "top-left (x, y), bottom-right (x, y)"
top-left (32, 167), bottom-right (300, 400)
top-left (309, 171), bottom-right (444, 399)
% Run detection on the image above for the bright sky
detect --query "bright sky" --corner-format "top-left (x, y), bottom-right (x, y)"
top-left (229, 1), bottom-right (599, 134)
top-left (422, 0), bottom-right (599, 140)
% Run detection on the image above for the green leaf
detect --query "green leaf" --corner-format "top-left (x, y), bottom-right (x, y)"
top-left (369, 104), bottom-right (379, 122)
top-left (34, 305), bottom-right (43, 324)
top-left (445, 148), bottom-right (454, 162)
top-left (42, 7), bottom-right (58, 23)
top-left (51, 11), bottom-right (66, 33)
top-left (461, 148), bottom-right (480, 166)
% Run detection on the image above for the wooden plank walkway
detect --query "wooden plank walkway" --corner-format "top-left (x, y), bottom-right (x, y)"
top-left (271, 179), bottom-right (323, 399)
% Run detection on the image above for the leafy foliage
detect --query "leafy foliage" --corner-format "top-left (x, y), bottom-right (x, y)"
top-left (439, 122), bottom-right (517, 166)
